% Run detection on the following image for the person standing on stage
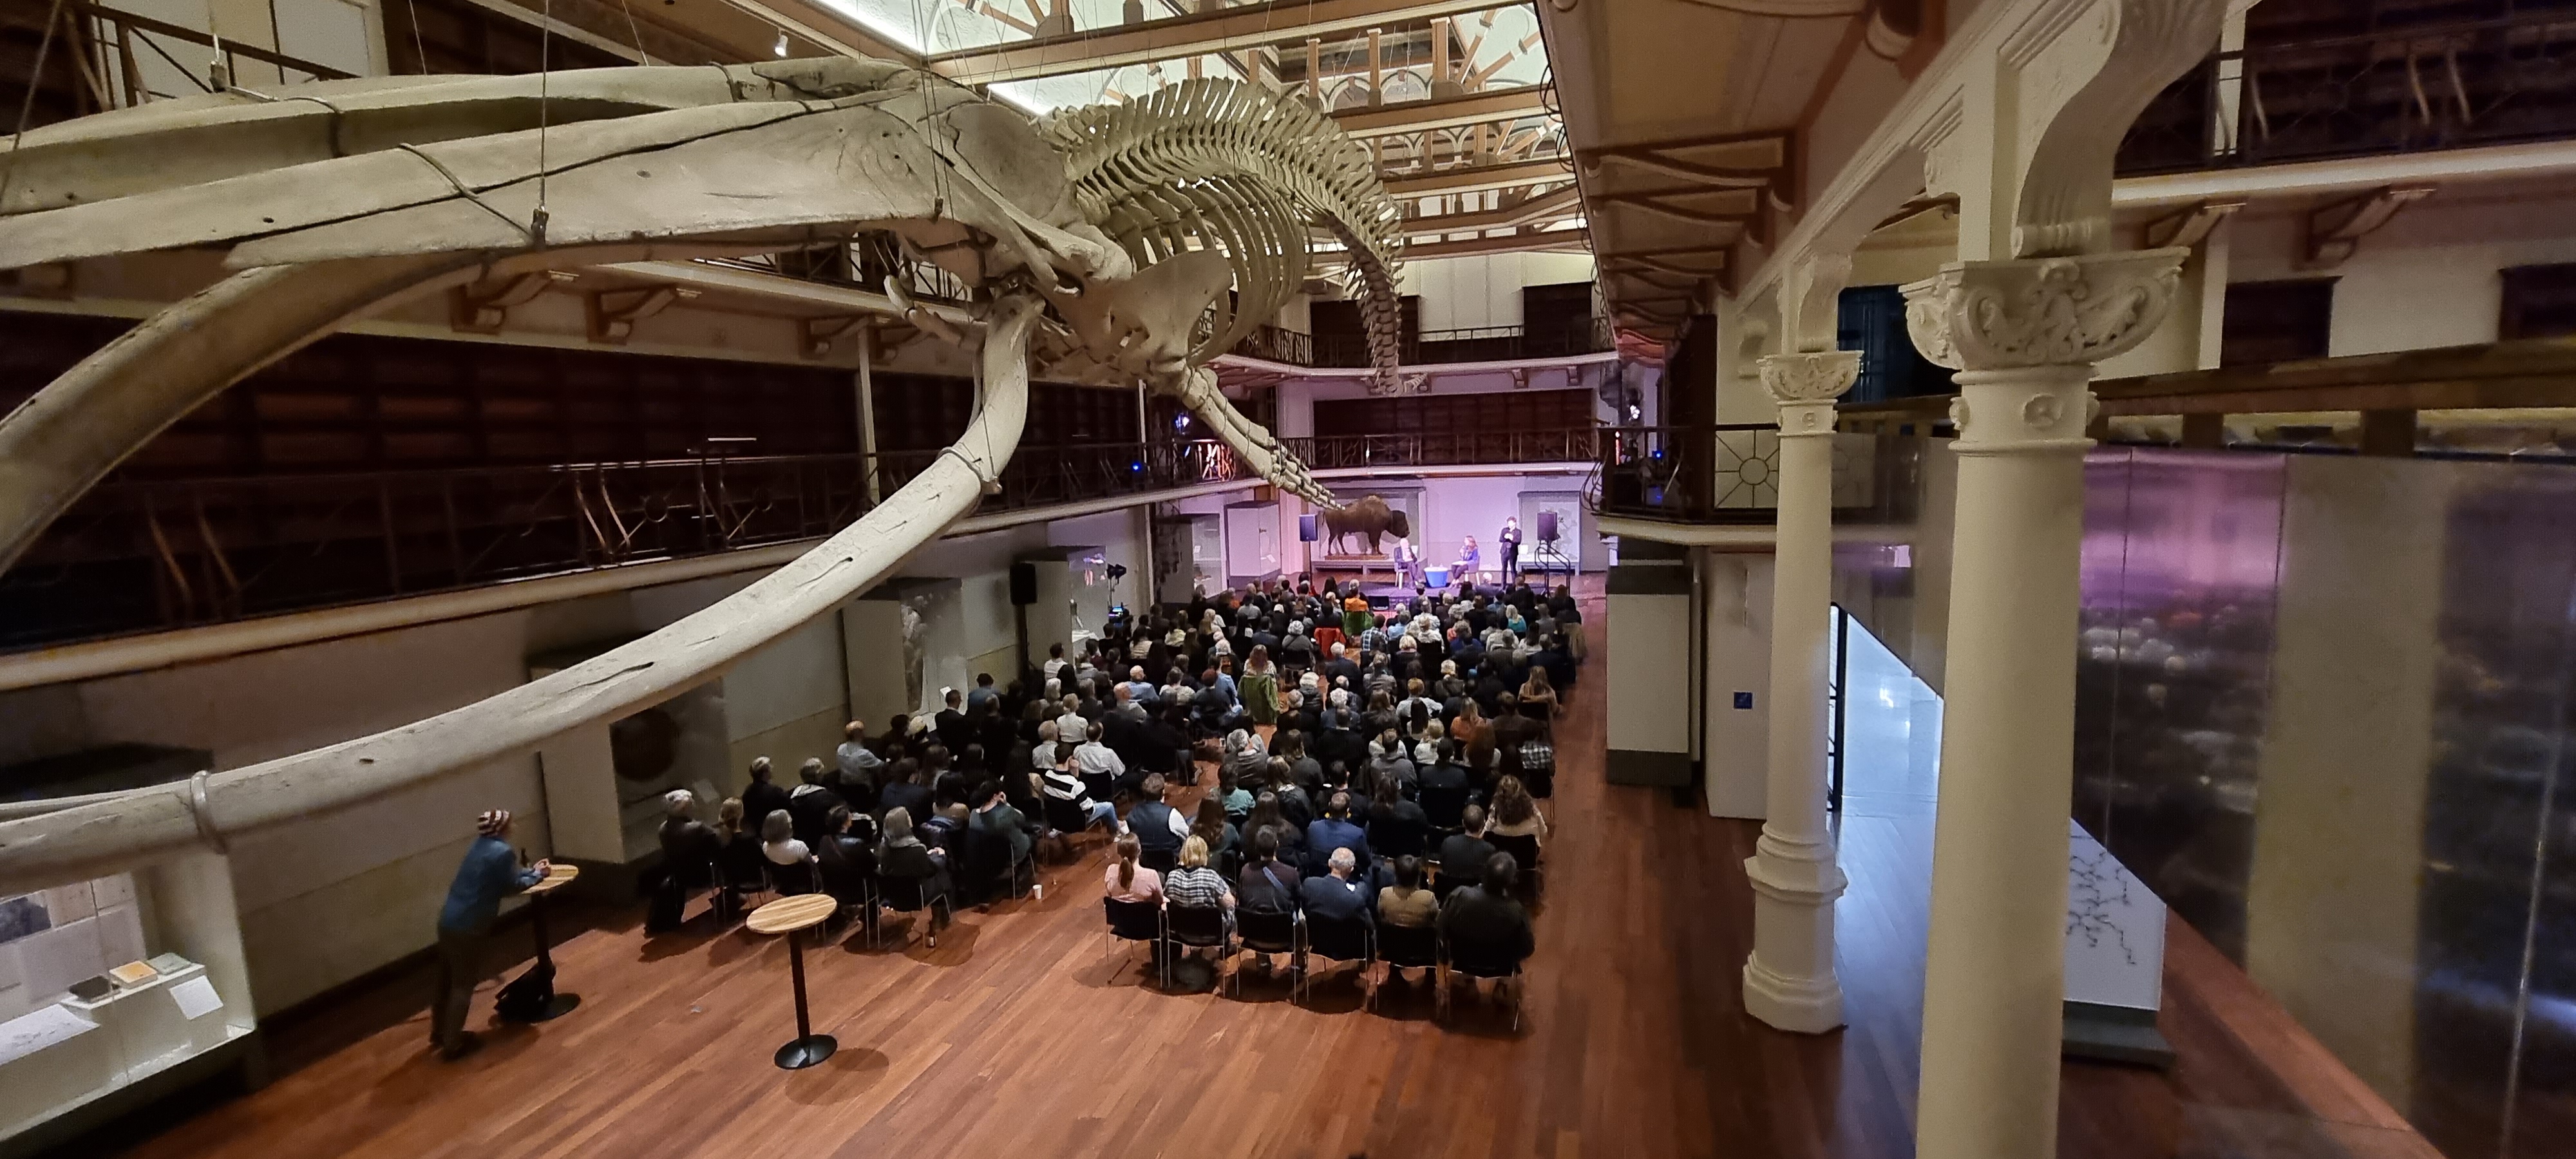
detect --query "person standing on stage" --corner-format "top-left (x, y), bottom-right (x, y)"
top-left (1499, 517), bottom-right (1523, 582)
top-left (431, 809), bottom-right (546, 1060)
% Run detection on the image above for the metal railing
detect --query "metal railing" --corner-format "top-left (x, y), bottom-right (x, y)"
top-left (1233, 318), bottom-right (1615, 368)
top-left (1587, 424), bottom-right (1926, 526)
top-left (1587, 425), bottom-right (1783, 523)
top-left (0, 440), bottom-right (1247, 652)
top-left (2117, 11), bottom-right (2576, 175)
top-left (1285, 429), bottom-right (1601, 470)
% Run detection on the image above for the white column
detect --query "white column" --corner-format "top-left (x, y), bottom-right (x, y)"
top-left (1902, 250), bottom-right (2186, 1159)
top-left (1740, 349), bottom-right (1859, 1033)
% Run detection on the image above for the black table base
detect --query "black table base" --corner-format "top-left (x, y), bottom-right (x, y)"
top-left (497, 890), bottom-right (580, 1024)
top-left (773, 925), bottom-right (833, 1070)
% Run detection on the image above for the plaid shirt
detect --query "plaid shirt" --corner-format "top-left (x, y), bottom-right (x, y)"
top-left (1165, 865), bottom-right (1231, 910)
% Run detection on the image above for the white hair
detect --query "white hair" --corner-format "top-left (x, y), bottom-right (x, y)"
top-left (664, 789), bottom-right (696, 817)
top-left (1329, 847), bottom-right (1358, 873)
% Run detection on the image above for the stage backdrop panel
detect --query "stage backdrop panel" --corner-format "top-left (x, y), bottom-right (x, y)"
top-left (1315, 487), bottom-right (1423, 564)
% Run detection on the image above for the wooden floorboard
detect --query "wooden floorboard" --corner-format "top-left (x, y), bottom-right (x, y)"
top-left (108, 583), bottom-right (2434, 1159)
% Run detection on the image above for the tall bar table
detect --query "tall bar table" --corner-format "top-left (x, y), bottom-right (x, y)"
top-left (747, 894), bottom-right (840, 1069)
top-left (496, 863), bottom-right (581, 1022)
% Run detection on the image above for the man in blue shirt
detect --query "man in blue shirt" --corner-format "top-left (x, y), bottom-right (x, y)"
top-left (1303, 790), bottom-right (1373, 880)
top-left (432, 809), bottom-right (545, 1060)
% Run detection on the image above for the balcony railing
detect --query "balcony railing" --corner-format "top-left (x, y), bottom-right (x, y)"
top-left (1589, 425), bottom-right (1783, 523)
top-left (2117, 11), bottom-right (2576, 175)
top-left (1233, 319), bottom-right (1616, 368)
top-left (0, 440), bottom-right (1247, 652)
top-left (1285, 429), bottom-right (1602, 471)
top-left (1588, 425), bottom-right (1926, 526)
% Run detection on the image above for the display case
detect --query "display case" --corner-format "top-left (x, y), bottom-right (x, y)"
top-left (0, 748), bottom-right (259, 1154)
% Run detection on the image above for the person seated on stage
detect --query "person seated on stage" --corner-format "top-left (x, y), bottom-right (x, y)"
top-left (1126, 773), bottom-right (1189, 860)
top-left (875, 806), bottom-right (954, 923)
top-left (657, 789), bottom-right (721, 891)
top-left (759, 808), bottom-right (817, 893)
top-left (1378, 854), bottom-right (1439, 947)
top-left (1041, 745), bottom-right (1119, 834)
top-left (1104, 832), bottom-right (1164, 905)
top-left (788, 758), bottom-right (846, 844)
top-left (1490, 776), bottom-right (1549, 847)
top-left (1439, 853), bottom-right (1536, 998)
top-left (1435, 804), bottom-right (1497, 894)
top-left (1365, 775), bottom-right (1432, 860)
top-left (1298, 846), bottom-right (1374, 930)
top-left (878, 759), bottom-right (934, 828)
top-left (1304, 790), bottom-right (1373, 879)
top-left (968, 779), bottom-right (1039, 875)
top-left (1453, 536), bottom-right (1482, 583)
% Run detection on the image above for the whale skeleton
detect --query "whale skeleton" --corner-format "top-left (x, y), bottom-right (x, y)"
top-left (0, 59), bottom-right (1405, 894)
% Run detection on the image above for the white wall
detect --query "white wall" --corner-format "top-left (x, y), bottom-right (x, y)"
top-left (1394, 251), bottom-right (1598, 332)
top-left (1700, 551), bottom-right (1774, 819)
top-left (2223, 178), bottom-right (2576, 359)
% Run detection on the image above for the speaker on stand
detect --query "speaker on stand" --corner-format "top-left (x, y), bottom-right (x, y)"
top-left (1530, 510), bottom-right (1575, 584)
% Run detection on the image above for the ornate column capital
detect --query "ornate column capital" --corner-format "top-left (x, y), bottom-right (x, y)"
top-left (1899, 250), bottom-right (2186, 453)
top-left (1756, 350), bottom-right (1860, 436)
top-left (1899, 249), bottom-right (2186, 373)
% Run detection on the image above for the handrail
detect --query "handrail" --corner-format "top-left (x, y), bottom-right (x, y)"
top-left (0, 439), bottom-right (1247, 652)
top-left (2116, 10), bottom-right (2576, 175)
top-left (68, 1), bottom-right (357, 82)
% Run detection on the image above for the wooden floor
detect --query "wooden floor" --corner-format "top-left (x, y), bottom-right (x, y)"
top-left (114, 585), bottom-right (2438, 1159)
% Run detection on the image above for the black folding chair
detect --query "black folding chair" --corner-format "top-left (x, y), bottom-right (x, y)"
top-left (1164, 903), bottom-right (1233, 992)
top-left (819, 854), bottom-right (881, 946)
top-left (1418, 783), bottom-right (1470, 833)
top-left (1372, 921), bottom-right (1439, 1013)
top-left (1043, 793), bottom-right (1103, 838)
top-left (1443, 934), bottom-right (1528, 1030)
top-left (1299, 912), bottom-right (1374, 1006)
top-left (1487, 833), bottom-right (1544, 899)
top-left (962, 823), bottom-right (1034, 905)
top-left (766, 858), bottom-right (820, 897)
top-left (1103, 897), bottom-right (1164, 974)
top-left (880, 871), bottom-right (955, 948)
top-left (1233, 908), bottom-right (1302, 997)
top-left (717, 840), bottom-right (770, 921)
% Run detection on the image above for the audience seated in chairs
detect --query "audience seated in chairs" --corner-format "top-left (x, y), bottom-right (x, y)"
top-left (649, 789), bottom-right (719, 931)
top-left (1434, 805), bottom-right (1497, 900)
top-left (1303, 790), bottom-right (1373, 881)
top-left (1041, 748), bottom-right (1118, 841)
top-left (1439, 852), bottom-right (1536, 1026)
top-left (759, 808), bottom-right (818, 894)
top-left (712, 797), bottom-right (768, 919)
top-left (876, 806), bottom-right (955, 945)
top-left (1298, 847), bottom-right (1374, 1003)
top-left (787, 757), bottom-right (846, 844)
top-left (878, 759), bottom-right (933, 829)
top-left (1374, 854), bottom-right (1439, 988)
top-left (1127, 773), bottom-right (1188, 874)
top-left (1365, 777), bottom-right (1432, 860)
top-left (966, 780), bottom-right (1040, 903)
top-left (1163, 835), bottom-right (1235, 988)
top-left (816, 804), bottom-right (879, 938)
top-left (1103, 833), bottom-right (1164, 905)
top-left (1234, 827), bottom-right (1302, 974)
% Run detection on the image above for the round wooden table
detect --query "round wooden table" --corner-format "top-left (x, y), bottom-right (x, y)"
top-left (746, 893), bottom-right (840, 1069)
top-left (497, 863), bottom-right (581, 1023)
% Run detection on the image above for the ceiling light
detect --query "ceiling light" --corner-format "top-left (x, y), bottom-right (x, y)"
top-left (773, 30), bottom-right (790, 57)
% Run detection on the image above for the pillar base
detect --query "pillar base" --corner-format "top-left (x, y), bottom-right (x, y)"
top-left (1742, 827), bottom-right (1848, 1034)
top-left (1744, 952), bottom-right (1846, 1033)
